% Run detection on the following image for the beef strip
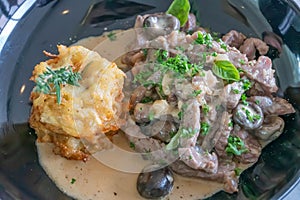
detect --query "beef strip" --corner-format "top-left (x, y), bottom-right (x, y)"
top-left (178, 147), bottom-right (218, 173)
top-left (214, 121), bottom-right (232, 159)
top-left (248, 96), bottom-right (295, 115)
top-left (255, 116), bottom-right (284, 142)
top-left (232, 125), bottom-right (262, 164)
top-left (239, 38), bottom-right (269, 60)
top-left (221, 81), bottom-right (245, 109)
top-left (170, 158), bottom-right (238, 193)
top-left (222, 30), bottom-right (246, 49)
top-left (201, 112), bottom-right (228, 152)
top-left (179, 99), bottom-right (201, 147)
top-left (241, 56), bottom-right (278, 94)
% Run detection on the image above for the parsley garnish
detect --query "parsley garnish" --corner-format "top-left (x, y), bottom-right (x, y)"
top-left (140, 96), bottom-right (153, 103)
top-left (35, 66), bottom-right (81, 104)
top-left (241, 94), bottom-right (248, 105)
top-left (129, 141), bottom-right (135, 150)
top-left (70, 178), bottom-right (76, 184)
top-left (242, 79), bottom-right (252, 90)
top-left (234, 167), bottom-right (242, 176)
top-left (232, 89), bottom-right (240, 94)
top-left (202, 104), bottom-right (210, 115)
top-left (200, 122), bottom-right (210, 136)
top-left (225, 135), bottom-right (248, 156)
top-left (192, 90), bottom-right (202, 97)
top-left (107, 31), bottom-right (117, 41)
top-left (195, 32), bottom-right (213, 48)
top-left (156, 50), bottom-right (201, 77)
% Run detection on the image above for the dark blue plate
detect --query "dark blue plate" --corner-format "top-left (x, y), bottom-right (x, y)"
top-left (0, 0), bottom-right (299, 199)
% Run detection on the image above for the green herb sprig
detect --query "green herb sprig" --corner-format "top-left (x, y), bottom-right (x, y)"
top-left (35, 66), bottom-right (81, 104)
top-left (225, 135), bottom-right (248, 156)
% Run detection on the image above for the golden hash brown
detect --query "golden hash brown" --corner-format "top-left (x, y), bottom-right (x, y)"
top-left (29, 45), bottom-right (125, 160)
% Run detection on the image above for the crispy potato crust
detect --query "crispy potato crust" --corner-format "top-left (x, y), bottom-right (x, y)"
top-left (29, 45), bottom-right (125, 160)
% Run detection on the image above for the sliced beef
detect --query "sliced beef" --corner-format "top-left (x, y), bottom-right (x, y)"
top-left (179, 99), bottom-right (201, 147)
top-left (178, 147), bottom-right (218, 173)
top-left (202, 112), bottom-right (232, 152)
top-left (222, 30), bottom-right (246, 49)
top-left (248, 96), bottom-right (295, 115)
top-left (221, 81), bottom-right (245, 109)
top-left (239, 38), bottom-right (269, 60)
top-left (241, 56), bottom-right (278, 94)
top-left (151, 118), bottom-right (178, 142)
top-left (212, 112), bottom-right (233, 159)
top-left (232, 126), bottom-right (262, 164)
top-left (255, 116), bottom-right (284, 142)
top-left (227, 49), bottom-right (248, 69)
top-left (170, 159), bottom-right (238, 193)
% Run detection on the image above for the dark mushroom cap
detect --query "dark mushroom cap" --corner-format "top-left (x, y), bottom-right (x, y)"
top-left (137, 164), bottom-right (174, 199)
top-left (143, 13), bottom-right (180, 38)
top-left (233, 102), bottom-right (264, 130)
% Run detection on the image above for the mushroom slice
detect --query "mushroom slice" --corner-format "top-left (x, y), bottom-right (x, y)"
top-left (233, 102), bottom-right (264, 130)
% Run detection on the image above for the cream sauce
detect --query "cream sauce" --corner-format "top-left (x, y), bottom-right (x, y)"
top-left (37, 33), bottom-right (248, 200)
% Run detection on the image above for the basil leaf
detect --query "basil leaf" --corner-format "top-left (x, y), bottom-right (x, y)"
top-left (212, 60), bottom-right (240, 81)
top-left (166, 0), bottom-right (190, 26)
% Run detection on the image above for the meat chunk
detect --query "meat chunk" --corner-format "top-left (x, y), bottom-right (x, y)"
top-left (249, 96), bottom-right (295, 115)
top-left (232, 126), bottom-right (262, 164)
top-left (255, 116), bottom-right (284, 142)
top-left (239, 38), bottom-right (269, 60)
top-left (178, 147), bottom-right (218, 174)
top-left (202, 112), bottom-right (232, 152)
top-left (221, 81), bottom-right (245, 109)
top-left (170, 159), bottom-right (238, 193)
top-left (222, 30), bottom-right (246, 49)
top-left (179, 99), bottom-right (201, 147)
top-left (241, 56), bottom-right (278, 94)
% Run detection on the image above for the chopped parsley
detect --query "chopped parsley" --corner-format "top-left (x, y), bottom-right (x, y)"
top-left (200, 122), bottom-right (210, 136)
top-left (232, 89), bottom-right (240, 94)
top-left (234, 167), bottom-right (242, 176)
top-left (129, 141), bottom-right (135, 150)
top-left (140, 96), bottom-right (154, 103)
top-left (244, 108), bottom-right (261, 122)
top-left (218, 39), bottom-right (228, 51)
top-left (239, 59), bottom-right (246, 65)
top-left (194, 32), bottom-right (213, 48)
top-left (70, 178), bottom-right (76, 184)
top-left (202, 104), bottom-right (210, 115)
top-left (107, 31), bottom-right (117, 41)
top-left (242, 79), bottom-right (252, 90)
top-left (241, 94), bottom-right (248, 105)
top-left (255, 99), bottom-right (260, 105)
top-left (228, 121), bottom-right (233, 127)
top-left (148, 111), bottom-right (155, 121)
top-left (226, 135), bottom-right (248, 156)
top-left (192, 90), bottom-right (202, 97)
top-left (156, 50), bottom-right (202, 77)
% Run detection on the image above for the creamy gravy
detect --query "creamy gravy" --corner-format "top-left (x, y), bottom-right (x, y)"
top-left (37, 33), bottom-right (244, 200)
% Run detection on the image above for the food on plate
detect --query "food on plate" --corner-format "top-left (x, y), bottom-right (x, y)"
top-left (29, 0), bottom-right (296, 199)
top-left (29, 45), bottom-right (125, 160)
